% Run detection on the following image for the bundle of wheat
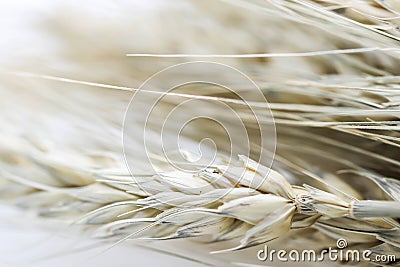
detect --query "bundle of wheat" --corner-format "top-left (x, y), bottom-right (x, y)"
top-left (1, 0), bottom-right (400, 266)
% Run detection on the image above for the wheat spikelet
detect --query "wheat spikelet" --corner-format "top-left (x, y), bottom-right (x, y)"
top-left (1, 0), bottom-right (400, 266)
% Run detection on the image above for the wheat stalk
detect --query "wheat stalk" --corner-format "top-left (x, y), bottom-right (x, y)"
top-left (1, 0), bottom-right (400, 266)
